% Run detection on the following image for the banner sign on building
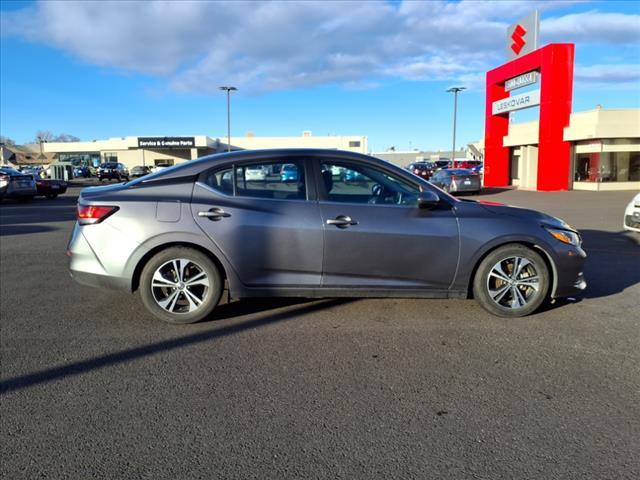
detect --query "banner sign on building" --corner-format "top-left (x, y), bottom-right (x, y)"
top-left (505, 71), bottom-right (539, 91)
top-left (138, 137), bottom-right (195, 149)
top-left (507, 10), bottom-right (539, 61)
top-left (492, 89), bottom-right (540, 115)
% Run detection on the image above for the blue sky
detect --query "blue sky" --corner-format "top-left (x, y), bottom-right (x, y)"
top-left (1, 0), bottom-right (639, 151)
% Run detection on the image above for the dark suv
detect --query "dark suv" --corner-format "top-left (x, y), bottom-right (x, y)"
top-left (98, 163), bottom-right (129, 182)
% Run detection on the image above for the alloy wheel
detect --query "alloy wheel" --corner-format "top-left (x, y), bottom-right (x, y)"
top-left (486, 256), bottom-right (540, 309)
top-left (151, 259), bottom-right (210, 314)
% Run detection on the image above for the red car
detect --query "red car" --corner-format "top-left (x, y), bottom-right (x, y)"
top-left (36, 178), bottom-right (67, 199)
top-left (452, 160), bottom-right (482, 170)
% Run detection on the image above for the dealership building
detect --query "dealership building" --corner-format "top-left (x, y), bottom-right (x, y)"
top-left (483, 11), bottom-right (640, 192)
top-left (487, 107), bottom-right (640, 191)
top-left (38, 132), bottom-right (368, 170)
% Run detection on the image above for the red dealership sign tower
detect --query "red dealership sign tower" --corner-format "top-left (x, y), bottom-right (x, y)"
top-left (483, 12), bottom-right (575, 191)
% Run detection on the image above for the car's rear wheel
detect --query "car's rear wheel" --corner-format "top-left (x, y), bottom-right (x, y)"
top-left (139, 247), bottom-right (223, 324)
top-left (473, 244), bottom-right (550, 317)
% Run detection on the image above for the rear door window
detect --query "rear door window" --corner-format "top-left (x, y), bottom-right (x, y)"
top-left (235, 161), bottom-right (306, 200)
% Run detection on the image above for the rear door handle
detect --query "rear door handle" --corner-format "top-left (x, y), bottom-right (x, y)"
top-left (198, 207), bottom-right (231, 221)
top-left (326, 215), bottom-right (358, 229)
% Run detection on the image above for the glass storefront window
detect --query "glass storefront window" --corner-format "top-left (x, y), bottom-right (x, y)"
top-left (574, 143), bottom-right (640, 183)
top-left (600, 152), bottom-right (640, 182)
top-left (58, 152), bottom-right (101, 167)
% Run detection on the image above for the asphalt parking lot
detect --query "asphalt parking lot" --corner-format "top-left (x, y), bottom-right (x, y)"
top-left (1, 183), bottom-right (639, 479)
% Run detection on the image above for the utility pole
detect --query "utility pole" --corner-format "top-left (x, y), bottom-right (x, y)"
top-left (446, 86), bottom-right (466, 165)
top-left (219, 86), bottom-right (237, 152)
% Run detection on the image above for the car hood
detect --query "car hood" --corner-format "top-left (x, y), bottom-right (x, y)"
top-left (463, 199), bottom-right (576, 231)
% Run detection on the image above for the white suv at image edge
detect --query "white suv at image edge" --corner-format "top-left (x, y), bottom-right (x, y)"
top-left (623, 193), bottom-right (640, 233)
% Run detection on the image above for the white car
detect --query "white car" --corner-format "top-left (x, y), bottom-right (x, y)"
top-left (244, 166), bottom-right (267, 181)
top-left (152, 163), bottom-right (172, 174)
top-left (623, 192), bottom-right (640, 233)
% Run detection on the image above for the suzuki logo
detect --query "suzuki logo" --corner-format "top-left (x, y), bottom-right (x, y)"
top-left (511, 24), bottom-right (527, 55)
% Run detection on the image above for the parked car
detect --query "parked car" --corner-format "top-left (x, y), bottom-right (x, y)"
top-left (407, 162), bottom-right (436, 180)
top-left (20, 166), bottom-right (44, 178)
top-left (430, 168), bottom-right (481, 194)
top-left (471, 163), bottom-right (484, 175)
top-left (244, 165), bottom-right (267, 181)
top-left (35, 178), bottom-right (67, 199)
top-left (341, 168), bottom-right (366, 183)
top-left (68, 149), bottom-right (586, 324)
top-left (152, 163), bottom-right (172, 174)
top-left (623, 192), bottom-right (640, 233)
top-left (73, 166), bottom-right (91, 178)
top-left (452, 160), bottom-right (482, 170)
top-left (0, 167), bottom-right (37, 201)
top-left (98, 162), bottom-right (129, 182)
top-left (433, 160), bottom-right (451, 171)
top-left (280, 164), bottom-right (299, 182)
top-left (131, 165), bottom-right (152, 178)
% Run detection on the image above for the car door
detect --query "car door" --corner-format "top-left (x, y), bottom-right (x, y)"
top-left (317, 158), bottom-right (459, 290)
top-left (191, 158), bottom-right (323, 287)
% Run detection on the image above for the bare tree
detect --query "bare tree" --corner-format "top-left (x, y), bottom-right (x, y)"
top-left (35, 130), bottom-right (55, 143)
top-left (0, 135), bottom-right (16, 146)
top-left (34, 131), bottom-right (81, 143)
top-left (55, 133), bottom-right (81, 142)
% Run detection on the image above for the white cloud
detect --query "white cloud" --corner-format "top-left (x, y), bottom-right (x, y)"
top-left (1, 0), bottom-right (638, 94)
top-left (542, 11), bottom-right (640, 45)
top-left (574, 63), bottom-right (640, 88)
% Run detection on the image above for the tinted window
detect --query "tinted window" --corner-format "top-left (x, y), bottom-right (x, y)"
top-left (320, 161), bottom-right (419, 205)
top-left (235, 161), bottom-right (305, 200)
top-left (204, 167), bottom-right (234, 195)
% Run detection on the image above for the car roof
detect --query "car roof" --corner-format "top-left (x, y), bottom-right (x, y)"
top-left (141, 148), bottom-right (394, 183)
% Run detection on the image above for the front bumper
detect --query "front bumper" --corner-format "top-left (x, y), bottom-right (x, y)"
top-left (624, 213), bottom-right (640, 233)
top-left (551, 244), bottom-right (587, 298)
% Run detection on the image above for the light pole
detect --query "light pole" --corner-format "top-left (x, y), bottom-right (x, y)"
top-left (446, 86), bottom-right (465, 165)
top-left (219, 86), bottom-right (237, 152)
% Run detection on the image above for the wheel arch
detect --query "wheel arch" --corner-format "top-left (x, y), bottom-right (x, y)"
top-left (466, 241), bottom-right (558, 299)
top-left (131, 241), bottom-right (231, 295)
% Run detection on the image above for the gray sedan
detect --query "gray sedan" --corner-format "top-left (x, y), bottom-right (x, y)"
top-left (67, 149), bottom-right (586, 324)
top-left (0, 167), bottom-right (37, 201)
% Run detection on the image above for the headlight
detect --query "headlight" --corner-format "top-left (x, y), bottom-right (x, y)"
top-left (545, 227), bottom-right (581, 246)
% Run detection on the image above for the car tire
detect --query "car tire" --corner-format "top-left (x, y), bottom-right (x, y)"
top-left (139, 247), bottom-right (223, 324)
top-left (473, 244), bottom-right (550, 318)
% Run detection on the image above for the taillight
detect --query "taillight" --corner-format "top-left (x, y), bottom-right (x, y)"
top-left (77, 204), bottom-right (119, 225)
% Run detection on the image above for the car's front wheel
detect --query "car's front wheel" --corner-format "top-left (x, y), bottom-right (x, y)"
top-left (139, 247), bottom-right (223, 324)
top-left (473, 244), bottom-right (550, 317)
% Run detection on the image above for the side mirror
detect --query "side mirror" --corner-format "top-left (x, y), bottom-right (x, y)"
top-left (417, 191), bottom-right (440, 209)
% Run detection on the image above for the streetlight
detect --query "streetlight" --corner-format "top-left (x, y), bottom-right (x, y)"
top-left (446, 86), bottom-right (466, 165)
top-left (219, 86), bottom-right (237, 152)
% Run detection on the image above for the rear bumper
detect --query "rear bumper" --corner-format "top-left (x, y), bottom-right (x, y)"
top-left (67, 222), bottom-right (134, 292)
top-left (69, 269), bottom-right (130, 290)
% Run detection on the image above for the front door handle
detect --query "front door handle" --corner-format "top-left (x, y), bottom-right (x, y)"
top-left (198, 207), bottom-right (231, 221)
top-left (326, 215), bottom-right (358, 229)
